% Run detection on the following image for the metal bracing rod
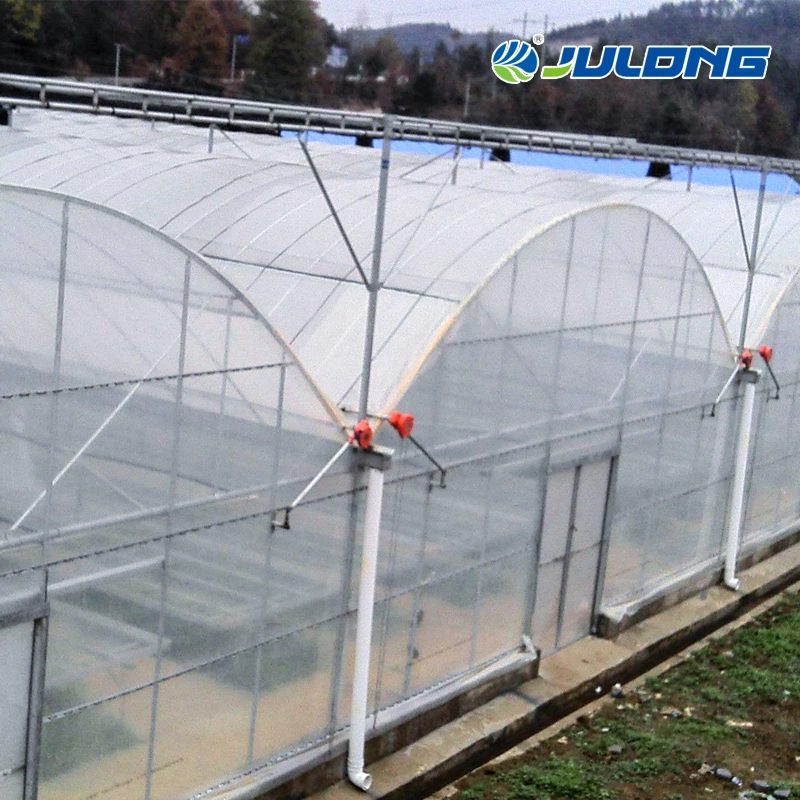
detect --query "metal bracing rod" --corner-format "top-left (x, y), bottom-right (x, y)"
top-left (763, 359), bottom-right (781, 400)
top-left (209, 123), bottom-right (254, 159)
top-left (396, 145), bottom-right (457, 179)
top-left (145, 254), bottom-right (191, 800)
top-left (272, 440), bottom-right (351, 530)
top-left (380, 149), bottom-right (461, 289)
top-left (48, 555), bottom-right (164, 596)
top-left (297, 134), bottom-right (369, 288)
top-left (358, 115), bottom-right (393, 420)
top-left (704, 362), bottom-right (742, 418)
top-left (1, 471), bottom-right (299, 551)
top-left (407, 434), bottom-right (446, 488)
top-left (754, 175), bottom-right (796, 269)
top-left (24, 614), bottom-right (48, 800)
top-left (738, 167), bottom-right (768, 351)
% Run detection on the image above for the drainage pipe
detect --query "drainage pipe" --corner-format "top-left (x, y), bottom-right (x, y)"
top-left (724, 368), bottom-right (760, 591)
top-left (348, 448), bottom-right (391, 790)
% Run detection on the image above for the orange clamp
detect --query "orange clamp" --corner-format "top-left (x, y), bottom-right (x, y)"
top-left (350, 420), bottom-right (373, 450)
top-left (739, 349), bottom-right (753, 369)
top-left (758, 345), bottom-right (773, 364)
top-left (388, 411), bottom-right (414, 439)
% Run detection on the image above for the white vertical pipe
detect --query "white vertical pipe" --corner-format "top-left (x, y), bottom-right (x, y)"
top-left (724, 370), bottom-right (759, 591)
top-left (347, 465), bottom-right (385, 791)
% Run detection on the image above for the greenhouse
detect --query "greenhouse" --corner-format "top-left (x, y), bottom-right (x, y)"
top-left (1, 99), bottom-right (800, 800)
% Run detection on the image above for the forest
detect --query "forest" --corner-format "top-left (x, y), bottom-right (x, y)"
top-left (0, 0), bottom-right (797, 157)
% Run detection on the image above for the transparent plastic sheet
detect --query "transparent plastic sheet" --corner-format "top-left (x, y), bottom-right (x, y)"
top-left (38, 687), bottom-right (154, 800)
top-left (396, 207), bottom-right (733, 618)
top-left (0, 186), bottom-right (350, 800)
top-left (743, 276), bottom-right (800, 544)
top-left (0, 183), bottom-right (778, 800)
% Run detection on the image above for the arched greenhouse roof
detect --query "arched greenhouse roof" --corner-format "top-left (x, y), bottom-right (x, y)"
top-left (0, 183), bottom-right (346, 539)
top-left (1, 109), bottom-right (798, 419)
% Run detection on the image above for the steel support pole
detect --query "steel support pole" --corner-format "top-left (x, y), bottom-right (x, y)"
top-left (347, 449), bottom-right (390, 791)
top-left (358, 116), bottom-right (393, 420)
top-left (738, 166), bottom-right (767, 351)
top-left (23, 614), bottom-right (48, 800)
top-left (724, 369), bottom-right (760, 591)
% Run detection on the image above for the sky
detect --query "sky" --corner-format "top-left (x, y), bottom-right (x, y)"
top-left (316, 0), bottom-right (669, 35)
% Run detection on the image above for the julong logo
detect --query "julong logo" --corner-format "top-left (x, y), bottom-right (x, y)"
top-left (491, 40), bottom-right (540, 84)
top-left (491, 44), bottom-right (771, 82)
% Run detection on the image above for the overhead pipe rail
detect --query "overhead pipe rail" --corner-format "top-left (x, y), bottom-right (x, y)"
top-left (2, 73), bottom-right (800, 176)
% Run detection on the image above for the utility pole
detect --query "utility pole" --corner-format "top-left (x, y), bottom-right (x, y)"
top-left (514, 11), bottom-right (529, 39)
top-left (513, 12), bottom-right (548, 41)
top-left (463, 77), bottom-right (471, 120)
top-left (114, 43), bottom-right (123, 86)
top-left (230, 34), bottom-right (238, 81)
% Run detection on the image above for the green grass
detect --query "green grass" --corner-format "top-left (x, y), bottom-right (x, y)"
top-left (461, 758), bottom-right (613, 800)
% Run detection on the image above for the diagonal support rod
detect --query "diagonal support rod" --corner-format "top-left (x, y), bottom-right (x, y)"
top-left (703, 362), bottom-right (741, 418)
top-left (408, 434), bottom-right (447, 488)
top-left (763, 359), bottom-right (781, 400)
top-left (297, 134), bottom-right (370, 288)
top-left (272, 440), bottom-right (351, 530)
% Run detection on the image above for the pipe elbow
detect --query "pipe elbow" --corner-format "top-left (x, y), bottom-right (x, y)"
top-left (724, 576), bottom-right (741, 592)
top-left (347, 767), bottom-right (373, 791)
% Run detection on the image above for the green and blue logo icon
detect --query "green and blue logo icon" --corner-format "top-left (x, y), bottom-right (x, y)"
top-left (491, 40), bottom-right (540, 84)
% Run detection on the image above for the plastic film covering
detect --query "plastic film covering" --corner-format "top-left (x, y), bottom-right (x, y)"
top-left (383, 206), bottom-right (733, 636)
top-left (1, 111), bottom-right (800, 800)
top-left (8, 111), bottom-right (800, 420)
top-left (0, 185), bottom-right (359, 800)
top-left (742, 274), bottom-right (800, 548)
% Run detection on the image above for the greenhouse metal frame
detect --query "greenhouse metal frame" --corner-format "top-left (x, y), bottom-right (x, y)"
top-left (0, 88), bottom-right (799, 800)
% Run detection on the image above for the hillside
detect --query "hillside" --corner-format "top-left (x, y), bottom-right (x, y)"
top-left (549, 0), bottom-right (800, 61)
top-left (337, 0), bottom-right (800, 157)
top-left (340, 23), bottom-right (516, 60)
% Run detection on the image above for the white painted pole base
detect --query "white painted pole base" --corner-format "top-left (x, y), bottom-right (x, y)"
top-left (347, 463), bottom-right (386, 791)
top-left (724, 370), bottom-right (759, 592)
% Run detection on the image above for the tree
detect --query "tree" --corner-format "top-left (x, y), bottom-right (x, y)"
top-left (174, 0), bottom-right (227, 78)
top-left (362, 35), bottom-right (401, 78)
top-left (248, 0), bottom-right (327, 102)
top-left (0, 0), bottom-right (41, 43)
top-left (458, 43), bottom-right (485, 78)
top-left (752, 81), bottom-right (793, 156)
top-left (125, 0), bottom-right (184, 63)
top-left (62, 0), bottom-right (132, 73)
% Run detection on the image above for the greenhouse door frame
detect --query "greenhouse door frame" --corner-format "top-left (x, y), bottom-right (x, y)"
top-left (0, 600), bottom-right (48, 800)
top-left (528, 449), bottom-right (618, 654)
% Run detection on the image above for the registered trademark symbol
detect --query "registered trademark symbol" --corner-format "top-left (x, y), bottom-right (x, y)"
top-left (532, 33), bottom-right (545, 45)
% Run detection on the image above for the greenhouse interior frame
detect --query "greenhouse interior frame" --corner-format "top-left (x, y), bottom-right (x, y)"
top-left (0, 74), bottom-right (800, 800)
